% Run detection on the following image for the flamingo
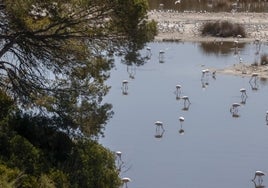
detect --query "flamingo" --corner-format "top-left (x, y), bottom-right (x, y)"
top-left (122, 177), bottom-right (131, 188)
top-left (181, 96), bottom-right (191, 106)
top-left (155, 121), bottom-right (165, 131)
top-left (240, 88), bottom-right (247, 97)
top-left (252, 171), bottom-right (265, 184)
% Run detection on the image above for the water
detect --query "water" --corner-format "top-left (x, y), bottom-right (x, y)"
top-left (100, 42), bottom-right (268, 188)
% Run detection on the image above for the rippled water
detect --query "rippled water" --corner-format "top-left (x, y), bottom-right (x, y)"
top-left (100, 42), bottom-right (268, 188)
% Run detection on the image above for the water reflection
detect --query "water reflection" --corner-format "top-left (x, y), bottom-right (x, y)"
top-left (148, 0), bottom-right (268, 12)
top-left (127, 65), bottom-right (136, 79)
top-left (199, 41), bottom-right (246, 56)
top-left (252, 180), bottom-right (265, 188)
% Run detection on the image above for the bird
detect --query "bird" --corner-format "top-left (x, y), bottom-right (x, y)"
top-left (230, 103), bottom-right (241, 117)
top-left (155, 121), bottom-right (165, 131)
top-left (175, 0), bottom-right (181, 4)
top-left (252, 171), bottom-right (265, 184)
top-left (250, 73), bottom-right (259, 83)
top-left (240, 88), bottom-right (247, 97)
top-left (122, 80), bottom-right (129, 95)
top-left (175, 84), bottom-right (182, 99)
top-left (122, 177), bottom-right (131, 188)
top-left (179, 116), bottom-right (185, 122)
top-left (181, 96), bottom-right (191, 106)
top-left (115, 151), bottom-right (122, 160)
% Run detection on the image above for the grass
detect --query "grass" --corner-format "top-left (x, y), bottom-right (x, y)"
top-left (201, 20), bottom-right (246, 38)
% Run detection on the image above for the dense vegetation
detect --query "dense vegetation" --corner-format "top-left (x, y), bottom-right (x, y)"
top-left (0, 0), bottom-right (156, 187)
top-left (201, 21), bottom-right (246, 38)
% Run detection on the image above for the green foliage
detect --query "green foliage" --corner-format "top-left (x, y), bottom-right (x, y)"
top-left (0, 1), bottom-right (156, 187)
top-left (65, 140), bottom-right (121, 188)
top-left (201, 21), bottom-right (246, 38)
top-left (0, 164), bottom-right (23, 188)
top-left (0, 0), bottom-right (156, 138)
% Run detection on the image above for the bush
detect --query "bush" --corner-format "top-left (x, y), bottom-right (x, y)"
top-left (260, 54), bottom-right (268, 65)
top-left (201, 21), bottom-right (246, 38)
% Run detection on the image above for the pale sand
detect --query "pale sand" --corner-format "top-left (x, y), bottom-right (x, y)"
top-left (148, 10), bottom-right (268, 78)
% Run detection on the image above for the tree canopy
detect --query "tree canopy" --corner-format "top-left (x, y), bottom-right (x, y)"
top-left (0, 0), bottom-right (156, 137)
top-left (0, 0), bottom-right (156, 187)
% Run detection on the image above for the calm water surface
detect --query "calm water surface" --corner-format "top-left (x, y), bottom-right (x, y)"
top-left (100, 42), bottom-right (268, 188)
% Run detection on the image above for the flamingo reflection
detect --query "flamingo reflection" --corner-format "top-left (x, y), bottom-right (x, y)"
top-left (252, 180), bottom-right (265, 188)
top-left (127, 65), bottom-right (136, 79)
top-left (182, 101), bottom-right (191, 111)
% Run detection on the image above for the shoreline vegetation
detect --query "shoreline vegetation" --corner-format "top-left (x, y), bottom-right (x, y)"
top-left (148, 10), bottom-right (268, 78)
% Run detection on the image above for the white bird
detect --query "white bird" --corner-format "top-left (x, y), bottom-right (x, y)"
top-left (181, 96), bottom-right (191, 105)
top-left (179, 116), bottom-right (185, 122)
top-left (240, 88), bottom-right (247, 97)
top-left (250, 73), bottom-right (259, 83)
top-left (116, 151), bottom-right (122, 160)
top-left (252, 171), bottom-right (265, 183)
top-left (175, 84), bottom-right (182, 99)
top-left (155, 121), bottom-right (165, 131)
top-left (230, 103), bottom-right (241, 117)
top-left (175, 0), bottom-right (181, 4)
top-left (122, 177), bottom-right (131, 188)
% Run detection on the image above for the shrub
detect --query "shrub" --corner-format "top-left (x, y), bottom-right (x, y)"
top-left (201, 21), bottom-right (246, 38)
top-left (260, 54), bottom-right (268, 65)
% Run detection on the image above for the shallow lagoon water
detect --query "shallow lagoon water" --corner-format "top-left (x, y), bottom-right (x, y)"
top-left (100, 42), bottom-right (268, 188)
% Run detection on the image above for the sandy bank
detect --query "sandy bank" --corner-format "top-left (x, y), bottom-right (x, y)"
top-left (148, 10), bottom-right (268, 78)
top-left (148, 11), bottom-right (268, 42)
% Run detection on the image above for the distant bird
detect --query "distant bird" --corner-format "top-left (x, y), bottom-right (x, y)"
top-left (230, 103), bottom-right (241, 117)
top-left (116, 151), bottom-right (122, 160)
top-left (146, 47), bottom-right (152, 58)
top-left (240, 88), bottom-right (247, 97)
top-left (175, 84), bottom-right (182, 99)
top-left (122, 177), bottom-right (131, 188)
top-left (122, 80), bottom-right (129, 95)
top-left (252, 171), bottom-right (265, 184)
top-left (175, 0), bottom-right (181, 4)
top-left (181, 96), bottom-right (191, 106)
top-left (179, 116), bottom-right (185, 123)
top-left (155, 121), bottom-right (165, 131)
top-left (250, 73), bottom-right (259, 83)
top-left (266, 111), bottom-right (268, 125)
